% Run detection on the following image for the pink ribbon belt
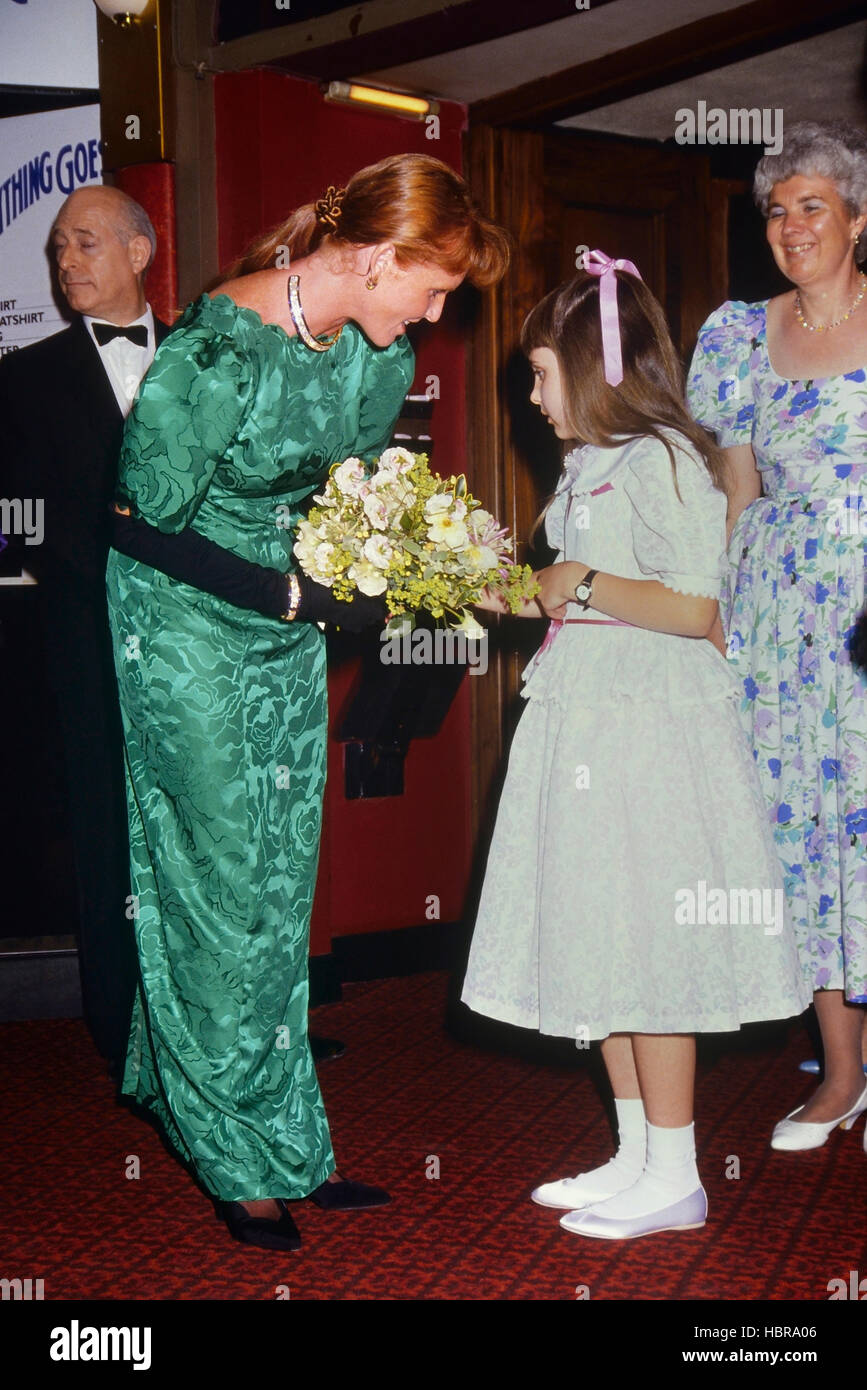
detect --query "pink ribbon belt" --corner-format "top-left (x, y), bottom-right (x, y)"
top-left (536, 614), bottom-right (630, 660)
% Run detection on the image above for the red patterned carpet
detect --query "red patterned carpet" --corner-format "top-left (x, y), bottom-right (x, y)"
top-left (1, 972), bottom-right (864, 1301)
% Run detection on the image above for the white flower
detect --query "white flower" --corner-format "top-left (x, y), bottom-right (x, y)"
top-left (428, 514), bottom-right (469, 549)
top-left (451, 498), bottom-right (467, 520)
top-left (293, 520), bottom-right (319, 568)
top-left (378, 447), bottom-right (416, 475)
top-left (363, 493), bottom-right (389, 530)
top-left (295, 531), bottom-right (336, 586)
top-left (348, 559), bottom-right (388, 596)
top-left (467, 507), bottom-right (494, 537)
top-left (332, 457), bottom-right (366, 497)
top-left (365, 470), bottom-right (402, 499)
top-left (424, 492), bottom-right (453, 518)
top-left (314, 542), bottom-right (336, 573)
top-left (363, 535), bottom-right (393, 569)
top-left (382, 476), bottom-right (415, 510)
top-left (463, 543), bottom-right (500, 572)
top-left (455, 611), bottom-right (486, 641)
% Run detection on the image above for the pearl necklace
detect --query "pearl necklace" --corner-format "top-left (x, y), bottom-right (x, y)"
top-left (287, 274), bottom-right (342, 351)
top-left (794, 274), bottom-right (867, 333)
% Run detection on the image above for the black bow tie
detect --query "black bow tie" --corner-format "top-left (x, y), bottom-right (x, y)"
top-left (92, 322), bottom-right (148, 348)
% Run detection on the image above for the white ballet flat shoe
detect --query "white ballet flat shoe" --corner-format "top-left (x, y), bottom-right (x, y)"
top-left (559, 1187), bottom-right (708, 1240)
top-left (770, 1080), bottom-right (867, 1152)
top-left (531, 1172), bottom-right (637, 1211)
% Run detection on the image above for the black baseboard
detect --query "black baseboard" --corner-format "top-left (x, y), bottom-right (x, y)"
top-left (309, 920), bottom-right (466, 1008)
top-left (0, 949), bottom-right (82, 1022)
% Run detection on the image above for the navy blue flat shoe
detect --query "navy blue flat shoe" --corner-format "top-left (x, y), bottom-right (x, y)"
top-left (220, 1199), bottom-right (302, 1250)
top-left (310, 1177), bottom-right (390, 1211)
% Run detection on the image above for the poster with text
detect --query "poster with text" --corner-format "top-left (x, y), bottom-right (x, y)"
top-left (0, 105), bottom-right (102, 359)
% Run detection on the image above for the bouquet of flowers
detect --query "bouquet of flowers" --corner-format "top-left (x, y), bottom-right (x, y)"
top-left (293, 447), bottom-right (538, 633)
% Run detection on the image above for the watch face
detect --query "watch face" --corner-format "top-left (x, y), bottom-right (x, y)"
top-left (575, 583), bottom-right (590, 600)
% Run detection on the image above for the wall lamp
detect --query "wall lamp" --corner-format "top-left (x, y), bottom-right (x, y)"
top-left (324, 81), bottom-right (439, 121)
top-left (93, 0), bottom-right (150, 26)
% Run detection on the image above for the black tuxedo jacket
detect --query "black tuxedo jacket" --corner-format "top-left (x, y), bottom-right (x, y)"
top-left (0, 314), bottom-right (169, 590)
top-left (0, 314), bottom-right (168, 1067)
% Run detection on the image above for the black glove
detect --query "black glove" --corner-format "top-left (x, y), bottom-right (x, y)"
top-left (110, 506), bottom-right (287, 616)
top-left (110, 506), bottom-right (387, 630)
top-left (849, 605), bottom-right (867, 675)
top-left (295, 572), bottom-right (388, 632)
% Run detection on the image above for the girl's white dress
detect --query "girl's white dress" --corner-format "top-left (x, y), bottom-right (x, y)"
top-left (461, 434), bottom-right (811, 1039)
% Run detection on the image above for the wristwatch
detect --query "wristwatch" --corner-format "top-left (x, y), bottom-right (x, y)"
top-left (574, 568), bottom-right (598, 611)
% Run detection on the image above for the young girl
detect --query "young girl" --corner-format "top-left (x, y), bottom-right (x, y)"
top-left (465, 255), bottom-right (811, 1240)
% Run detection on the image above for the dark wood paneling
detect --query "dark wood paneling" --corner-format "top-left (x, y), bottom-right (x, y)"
top-left (543, 131), bottom-right (716, 373)
top-left (466, 126), bottom-right (730, 842)
top-left (466, 124), bottom-right (548, 844)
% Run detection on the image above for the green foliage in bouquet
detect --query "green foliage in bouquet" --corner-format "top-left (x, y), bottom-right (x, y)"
top-left (293, 448), bottom-right (538, 630)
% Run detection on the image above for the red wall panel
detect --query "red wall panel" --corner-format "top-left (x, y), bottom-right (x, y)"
top-left (213, 72), bottom-right (473, 954)
top-left (114, 162), bottom-right (178, 326)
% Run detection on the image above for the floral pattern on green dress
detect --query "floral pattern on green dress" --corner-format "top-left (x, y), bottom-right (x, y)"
top-left (105, 293), bottom-right (415, 1200)
top-left (688, 299), bottom-right (867, 1004)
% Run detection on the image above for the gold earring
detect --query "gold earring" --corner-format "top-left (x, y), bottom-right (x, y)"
top-left (365, 276), bottom-right (377, 291)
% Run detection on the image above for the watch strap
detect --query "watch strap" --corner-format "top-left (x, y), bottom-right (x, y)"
top-left (575, 567), bottom-right (598, 610)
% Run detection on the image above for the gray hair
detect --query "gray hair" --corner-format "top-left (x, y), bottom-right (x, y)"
top-left (754, 120), bottom-right (867, 264)
top-left (113, 191), bottom-right (157, 272)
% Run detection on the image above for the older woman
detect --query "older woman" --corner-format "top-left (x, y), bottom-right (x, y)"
top-left (687, 120), bottom-right (867, 1153)
top-left (106, 154), bottom-right (510, 1249)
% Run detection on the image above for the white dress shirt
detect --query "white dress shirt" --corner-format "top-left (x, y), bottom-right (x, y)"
top-left (83, 305), bottom-right (156, 418)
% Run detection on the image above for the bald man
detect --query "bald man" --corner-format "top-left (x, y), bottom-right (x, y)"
top-left (0, 186), bottom-right (169, 1070)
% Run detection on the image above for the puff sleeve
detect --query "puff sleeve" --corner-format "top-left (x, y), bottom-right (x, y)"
top-left (621, 435), bottom-right (727, 598)
top-left (116, 327), bottom-right (253, 532)
top-left (686, 300), bottom-right (757, 448)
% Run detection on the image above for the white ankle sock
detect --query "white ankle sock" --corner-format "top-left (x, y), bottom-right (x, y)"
top-left (581, 1120), bottom-right (701, 1220)
top-left (560, 1097), bottom-right (647, 1200)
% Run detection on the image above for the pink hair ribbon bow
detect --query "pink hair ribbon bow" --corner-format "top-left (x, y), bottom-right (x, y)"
top-left (583, 249), bottom-right (643, 388)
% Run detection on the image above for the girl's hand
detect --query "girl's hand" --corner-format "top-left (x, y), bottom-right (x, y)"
top-left (473, 585), bottom-right (545, 618)
top-left (473, 585), bottom-right (510, 614)
top-left (535, 562), bottom-right (587, 620)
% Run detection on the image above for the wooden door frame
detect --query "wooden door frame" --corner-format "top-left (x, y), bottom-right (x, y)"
top-left (465, 125), bottom-right (548, 845)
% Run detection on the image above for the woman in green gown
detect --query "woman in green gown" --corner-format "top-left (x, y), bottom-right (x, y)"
top-left (105, 154), bottom-right (510, 1250)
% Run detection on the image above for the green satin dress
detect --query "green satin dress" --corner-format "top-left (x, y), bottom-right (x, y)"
top-left (105, 293), bottom-right (414, 1201)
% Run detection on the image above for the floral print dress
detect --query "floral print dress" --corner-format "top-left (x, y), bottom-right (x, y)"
top-left (688, 299), bottom-right (867, 1003)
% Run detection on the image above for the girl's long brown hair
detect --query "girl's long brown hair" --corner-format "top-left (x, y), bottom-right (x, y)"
top-left (221, 153), bottom-right (512, 287)
top-left (522, 271), bottom-right (728, 538)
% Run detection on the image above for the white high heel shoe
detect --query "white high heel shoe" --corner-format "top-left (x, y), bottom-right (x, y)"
top-left (770, 1079), bottom-right (867, 1152)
